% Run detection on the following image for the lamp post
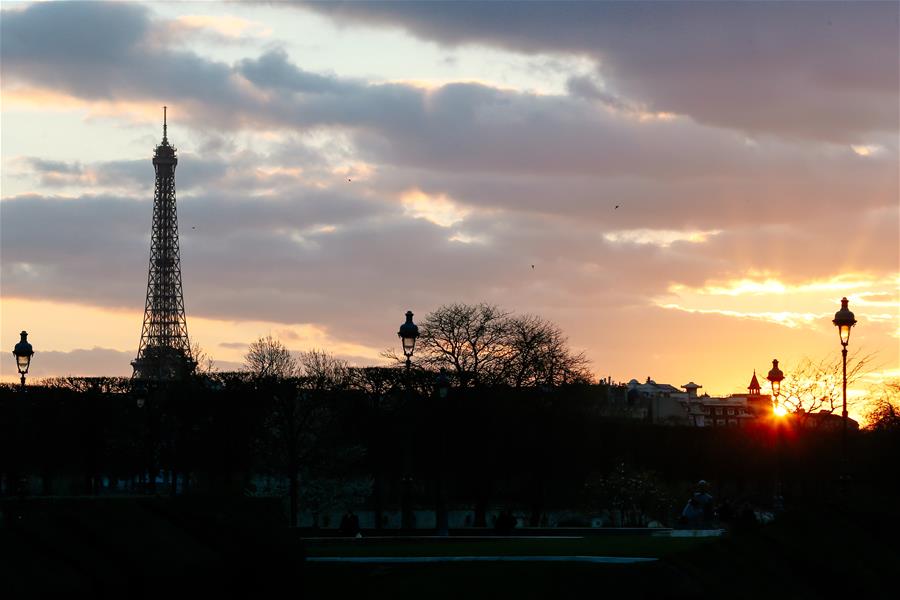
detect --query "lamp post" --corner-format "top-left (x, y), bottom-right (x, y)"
top-left (397, 310), bottom-right (419, 530)
top-left (766, 359), bottom-right (784, 415)
top-left (9, 331), bottom-right (34, 497)
top-left (434, 368), bottom-right (450, 536)
top-left (131, 381), bottom-right (156, 493)
top-left (12, 331), bottom-right (34, 391)
top-left (832, 297), bottom-right (856, 492)
top-left (767, 359), bottom-right (785, 511)
top-left (398, 311), bottom-right (419, 374)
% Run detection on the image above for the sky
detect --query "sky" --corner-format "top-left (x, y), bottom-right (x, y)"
top-left (1, 1), bottom-right (898, 418)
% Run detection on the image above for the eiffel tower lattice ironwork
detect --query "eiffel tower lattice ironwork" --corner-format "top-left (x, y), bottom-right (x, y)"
top-left (132, 107), bottom-right (195, 381)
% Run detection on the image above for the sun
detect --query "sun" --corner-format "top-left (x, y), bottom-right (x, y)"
top-left (773, 405), bottom-right (788, 417)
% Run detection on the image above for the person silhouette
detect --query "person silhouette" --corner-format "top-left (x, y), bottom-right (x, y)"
top-left (495, 509), bottom-right (516, 535)
top-left (340, 510), bottom-right (361, 537)
top-left (681, 480), bottom-right (715, 528)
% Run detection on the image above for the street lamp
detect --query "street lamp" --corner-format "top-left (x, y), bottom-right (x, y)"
top-left (434, 368), bottom-right (451, 536)
top-left (832, 297), bottom-right (856, 425)
top-left (832, 297), bottom-right (856, 491)
top-left (12, 331), bottom-right (34, 391)
top-left (766, 359), bottom-right (785, 416)
top-left (398, 310), bottom-right (419, 373)
top-left (397, 310), bottom-right (419, 530)
top-left (766, 358), bottom-right (786, 511)
top-left (435, 367), bottom-right (450, 399)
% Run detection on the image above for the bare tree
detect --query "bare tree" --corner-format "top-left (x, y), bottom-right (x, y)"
top-left (866, 379), bottom-right (900, 431)
top-left (779, 350), bottom-right (876, 416)
top-left (350, 366), bottom-right (404, 407)
top-left (244, 335), bottom-right (296, 379)
top-left (191, 341), bottom-right (217, 374)
top-left (415, 302), bottom-right (511, 387)
top-left (265, 385), bottom-right (330, 528)
top-left (251, 345), bottom-right (348, 527)
top-left (582, 461), bottom-right (673, 527)
top-left (400, 303), bottom-right (593, 388)
top-left (40, 376), bottom-right (130, 394)
top-left (504, 314), bottom-right (593, 388)
top-left (296, 349), bottom-right (351, 391)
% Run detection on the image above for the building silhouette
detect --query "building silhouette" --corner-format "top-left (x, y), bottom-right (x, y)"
top-left (625, 372), bottom-right (773, 426)
top-left (132, 107), bottom-right (195, 381)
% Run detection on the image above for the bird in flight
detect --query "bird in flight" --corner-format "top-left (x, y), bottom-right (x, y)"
top-left (531, 265), bottom-right (535, 269)
top-left (615, 205), bottom-right (620, 209)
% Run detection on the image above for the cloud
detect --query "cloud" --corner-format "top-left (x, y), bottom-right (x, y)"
top-left (299, 1), bottom-right (899, 143)
top-left (25, 158), bottom-right (83, 175)
top-left (1, 1), bottom-right (896, 393)
top-left (2, 2), bottom-right (889, 182)
top-left (238, 48), bottom-right (355, 95)
top-left (15, 156), bottom-right (229, 192)
top-left (219, 341), bottom-right (249, 350)
top-left (400, 188), bottom-right (470, 227)
top-left (565, 75), bottom-right (633, 112)
top-left (1, 2), bottom-right (254, 115)
top-left (164, 14), bottom-right (273, 45)
top-left (603, 229), bottom-right (721, 248)
top-left (658, 304), bottom-right (827, 330)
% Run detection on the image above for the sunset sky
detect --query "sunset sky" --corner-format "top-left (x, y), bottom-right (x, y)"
top-left (1, 2), bottom-right (897, 418)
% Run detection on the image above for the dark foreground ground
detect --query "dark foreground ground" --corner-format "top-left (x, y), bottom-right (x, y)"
top-left (2, 497), bottom-right (897, 599)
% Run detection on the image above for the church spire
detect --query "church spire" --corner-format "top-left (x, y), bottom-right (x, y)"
top-left (748, 370), bottom-right (761, 395)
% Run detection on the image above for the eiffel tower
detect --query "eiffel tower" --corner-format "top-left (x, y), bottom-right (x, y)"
top-left (132, 107), bottom-right (195, 381)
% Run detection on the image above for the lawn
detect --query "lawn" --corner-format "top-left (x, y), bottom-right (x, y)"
top-left (300, 508), bottom-right (900, 599)
top-left (302, 534), bottom-right (713, 559)
top-left (300, 560), bottom-right (682, 599)
top-left (4, 497), bottom-right (896, 599)
top-left (299, 535), bottom-right (716, 599)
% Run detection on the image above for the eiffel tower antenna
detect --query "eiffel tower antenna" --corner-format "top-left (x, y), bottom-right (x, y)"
top-left (132, 107), bottom-right (195, 381)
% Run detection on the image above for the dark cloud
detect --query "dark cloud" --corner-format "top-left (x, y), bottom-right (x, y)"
top-left (12, 4), bottom-right (896, 185)
top-left (25, 158), bottom-right (83, 175)
top-left (1, 1), bottom-right (896, 381)
top-left (300, 1), bottom-right (899, 143)
top-left (2, 2), bottom-right (251, 109)
top-left (218, 342), bottom-right (249, 350)
top-left (238, 48), bottom-right (355, 95)
top-left (565, 75), bottom-right (632, 112)
top-left (372, 145), bottom-right (897, 233)
top-left (1, 2), bottom-right (149, 70)
top-left (2, 179), bottom-right (895, 354)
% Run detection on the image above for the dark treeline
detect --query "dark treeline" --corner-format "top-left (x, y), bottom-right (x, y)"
top-left (2, 373), bottom-right (898, 528)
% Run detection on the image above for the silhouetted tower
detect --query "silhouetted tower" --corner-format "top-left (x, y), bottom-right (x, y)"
top-left (132, 107), bottom-right (195, 381)
top-left (748, 370), bottom-right (761, 396)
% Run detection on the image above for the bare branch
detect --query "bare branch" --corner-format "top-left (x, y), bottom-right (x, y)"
top-left (243, 334), bottom-right (296, 379)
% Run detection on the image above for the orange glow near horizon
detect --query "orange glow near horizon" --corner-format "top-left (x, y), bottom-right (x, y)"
top-left (0, 297), bottom-right (386, 382)
top-left (1, 294), bottom-right (894, 426)
top-left (2, 86), bottom-right (169, 124)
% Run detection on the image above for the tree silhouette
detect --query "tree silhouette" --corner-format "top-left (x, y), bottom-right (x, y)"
top-left (389, 303), bottom-right (593, 388)
top-left (245, 338), bottom-right (350, 527)
top-left (866, 379), bottom-right (900, 431)
top-left (779, 350), bottom-right (875, 417)
top-left (244, 335), bottom-right (296, 379)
